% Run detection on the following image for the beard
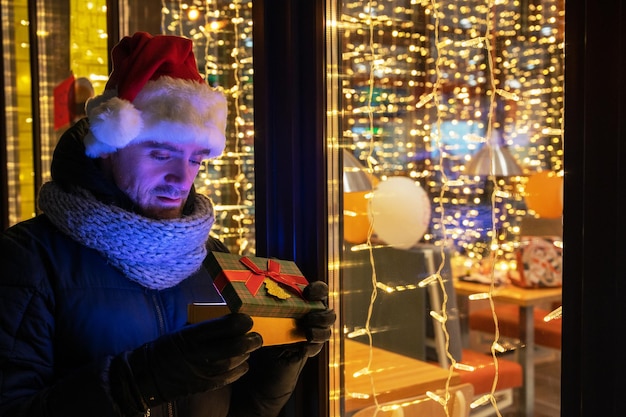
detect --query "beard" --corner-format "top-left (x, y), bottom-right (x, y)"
top-left (140, 203), bottom-right (185, 220)
top-left (131, 185), bottom-right (189, 220)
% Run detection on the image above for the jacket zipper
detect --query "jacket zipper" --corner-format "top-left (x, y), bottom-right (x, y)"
top-left (150, 292), bottom-right (175, 417)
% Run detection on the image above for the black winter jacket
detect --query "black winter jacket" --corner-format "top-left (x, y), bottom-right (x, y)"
top-left (0, 120), bottom-right (310, 417)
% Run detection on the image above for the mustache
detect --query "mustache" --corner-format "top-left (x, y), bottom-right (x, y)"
top-left (153, 185), bottom-right (188, 199)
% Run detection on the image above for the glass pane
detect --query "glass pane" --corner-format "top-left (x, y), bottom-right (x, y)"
top-left (1, 0), bottom-right (108, 226)
top-left (328, 1), bottom-right (564, 416)
top-left (2, 0), bottom-right (255, 255)
top-left (2, 0), bottom-right (34, 225)
top-left (122, 0), bottom-right (256, 255)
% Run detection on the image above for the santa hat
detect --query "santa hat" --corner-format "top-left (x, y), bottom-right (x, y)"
top-left (84, 32), bottom-right (227, 159)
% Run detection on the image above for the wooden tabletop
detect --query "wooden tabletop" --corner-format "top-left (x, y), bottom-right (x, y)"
top-left (343, 339), bottom-right (461, 412)
top-left (453, 279), bottom-right (562, 307)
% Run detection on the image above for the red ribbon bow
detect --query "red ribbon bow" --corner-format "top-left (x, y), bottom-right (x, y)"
top-left (214, 256), bottom-right (307, 298)
top-left (238, 257), bottom-right (305, 297)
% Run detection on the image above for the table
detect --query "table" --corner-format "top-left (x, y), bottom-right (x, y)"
top-left (453, 280), bottom-right (562, 417)
top-left (343, 339), bottom-right (461, 412)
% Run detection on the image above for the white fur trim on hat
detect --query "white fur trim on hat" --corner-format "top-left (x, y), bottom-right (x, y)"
top-left (84, 90), bottom-right (143, 157)
top-left (85, 76), bottom-right (227, 159)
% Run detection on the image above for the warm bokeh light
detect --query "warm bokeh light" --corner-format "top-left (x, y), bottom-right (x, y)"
top-left (339, 0), bottom-right (564, 260)
top-left (162, 1), bottom-right (255, 255)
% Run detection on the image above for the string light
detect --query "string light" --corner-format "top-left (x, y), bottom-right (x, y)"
top-left (468, 291), bottom-right (490, 300)
top-left (453, 362), bottom-right (476, 372)
top-left (358, 0), bottom-right (382, 410)
top-left (426, 390), bottom-right (449, 406)
top-left (430, 2), bottom-right (458, 413)
top-left (544, 305), bottom-right (562, 322)
top-left (418, 273), bottom-right (440, 287)
top-left (471, 393), bottom-right (492, 409)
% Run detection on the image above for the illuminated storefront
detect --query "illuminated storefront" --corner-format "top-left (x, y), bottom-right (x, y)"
top-left (0, 1), bottom-right (620, 416)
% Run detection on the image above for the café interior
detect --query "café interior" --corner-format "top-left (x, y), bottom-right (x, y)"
top-left (3, 0), bottom-right (611, 416)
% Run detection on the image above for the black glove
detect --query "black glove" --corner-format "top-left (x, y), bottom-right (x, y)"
top-left (227, 282), bottom-right (336, 416)
top-left (298, 281), bottom-right (336, 356)
top-left (109, 313), bottom-right (263, 416)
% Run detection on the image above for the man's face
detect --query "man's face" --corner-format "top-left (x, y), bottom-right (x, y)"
top-left (106, 141), bottom-right (211, 219)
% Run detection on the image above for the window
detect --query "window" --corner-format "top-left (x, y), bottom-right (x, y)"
top-left (327, 1), bottom-right (564, 415)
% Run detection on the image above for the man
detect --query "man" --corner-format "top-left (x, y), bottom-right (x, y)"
top-left (0, 32), bottom-right (335, 417)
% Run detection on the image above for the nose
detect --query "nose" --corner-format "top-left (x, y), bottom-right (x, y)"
top-left (164, 160), bottom-right (197, 188)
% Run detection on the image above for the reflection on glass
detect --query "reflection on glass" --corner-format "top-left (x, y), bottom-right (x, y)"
top-left (1, 0), bottom-right (108, 226)
top-left (329, 0), bottom-right (564, 416)
top-left (160, 1), bottom-right (255, 255)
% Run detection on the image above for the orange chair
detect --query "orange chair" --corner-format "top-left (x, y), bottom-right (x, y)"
top-left (452, 349), bottom-right (523, 417)
top-left (351, 383), bottom-right (474, 417)
top-left (426, 279), bottom-right (523, 417)
top-left (469, 304), bottom-right (561, 350)
top-left (427, 341), bottom-right (523, 417)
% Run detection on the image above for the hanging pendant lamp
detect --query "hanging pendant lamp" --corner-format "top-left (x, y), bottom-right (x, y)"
top-left (465, 130), bottom-right (523, 177)
top-left (343, 149), bottom-right (374, 192)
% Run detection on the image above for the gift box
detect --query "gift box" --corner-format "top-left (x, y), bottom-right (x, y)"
top-left (509, 237), bottom-right (563, 288)
top-left (188, 252), bottom-right (326, 345)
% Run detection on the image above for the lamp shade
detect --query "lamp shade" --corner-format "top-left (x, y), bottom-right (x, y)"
top-left (465, 131), bottom-right (522, 177)
top-left (343, 149), bottom-right (374, 192)
top-left (342, 150), bottom-right (374, 244)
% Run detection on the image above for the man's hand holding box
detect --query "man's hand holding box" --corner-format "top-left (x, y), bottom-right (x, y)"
top-left (189, 252), bottom-right (333, 346)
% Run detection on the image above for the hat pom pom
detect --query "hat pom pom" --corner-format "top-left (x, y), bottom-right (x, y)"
top-left (84, 94), bottom-right (143, 157)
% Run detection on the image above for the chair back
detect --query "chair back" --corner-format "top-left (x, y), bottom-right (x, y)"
top-left (351, 383), bottom-right (474, 417)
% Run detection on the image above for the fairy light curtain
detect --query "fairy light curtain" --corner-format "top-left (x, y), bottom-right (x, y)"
top-left (161, 0), bottom-right (255, 255)
top-left (341, 0), bottom-right (564, 261)
top-left (336, 0), bottom-right (563, 415)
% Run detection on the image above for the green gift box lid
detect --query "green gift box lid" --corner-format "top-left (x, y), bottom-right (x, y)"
top-left (204, 251), bottom-right (325, 318)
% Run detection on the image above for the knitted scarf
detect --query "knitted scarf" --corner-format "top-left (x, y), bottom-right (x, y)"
top-left (37, 181), bottom-right (215, 290)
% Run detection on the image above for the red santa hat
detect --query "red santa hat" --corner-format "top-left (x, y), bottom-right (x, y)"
top-left (84, 32), bottom-right (227, 159)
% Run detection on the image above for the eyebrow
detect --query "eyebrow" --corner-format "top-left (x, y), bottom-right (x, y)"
top-left (145, 141), bottom-right (212, 157)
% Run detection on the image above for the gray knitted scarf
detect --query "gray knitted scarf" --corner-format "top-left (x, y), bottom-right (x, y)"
top-left (37, 181), bottom-right (215, 290)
